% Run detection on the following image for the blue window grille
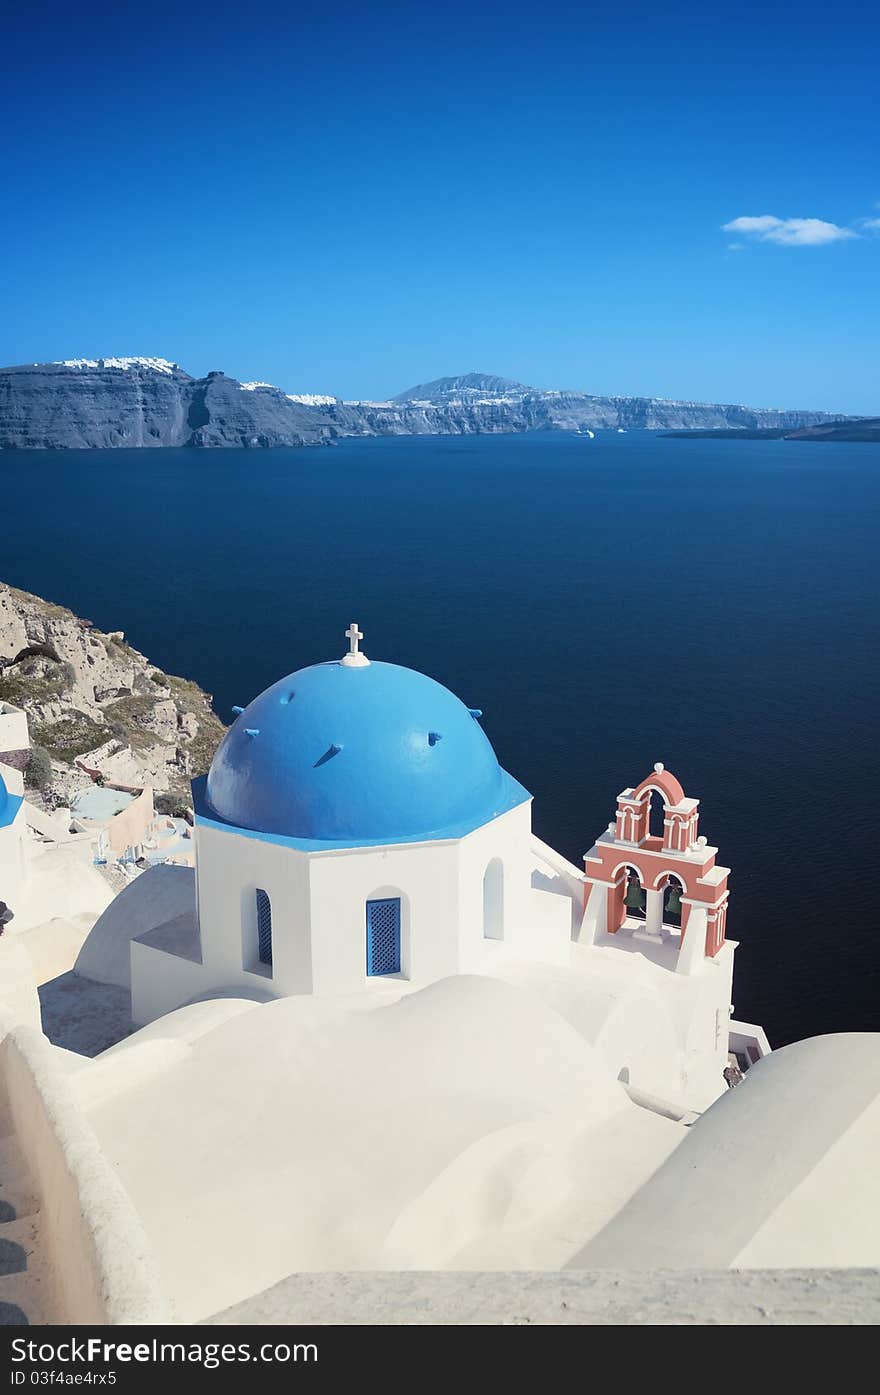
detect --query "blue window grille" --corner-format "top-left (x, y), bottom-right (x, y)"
top-left (256, 888), bottom-right (273, 967)
top-left (366, 898), bottom-right (401, 976)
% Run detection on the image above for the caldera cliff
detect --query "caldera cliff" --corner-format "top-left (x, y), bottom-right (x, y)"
top-left (0, 361), bottom-right (848, 450)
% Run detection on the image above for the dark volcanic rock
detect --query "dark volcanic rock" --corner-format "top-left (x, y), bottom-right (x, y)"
top-left (0, 360), bottom-right (851, 450)
top-left (0, 359), bottom-right (195, 449)
top-left (182, 374), bottom-right (332, 448)
top-left (0, 360), bottom-right (335, 450)
top-left (785, 418), bottom-right (880, 442)
top-left (663, 419), bottom-right (880, 442)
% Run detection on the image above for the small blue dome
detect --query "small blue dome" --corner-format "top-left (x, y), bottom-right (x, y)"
top-left (0, 769), bottom-right (20, 830)
top-left (204, 658), bottom-right (529, 846)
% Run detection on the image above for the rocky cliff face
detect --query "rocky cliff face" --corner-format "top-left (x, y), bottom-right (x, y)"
top-left (0, 360), bottom-right (848, 450)
top-left (386, 373), bottom-right (848, 433)
top-left (0, 583), bottom-right (225, 799)
top-left (0, 360), bottom-right (336, 450)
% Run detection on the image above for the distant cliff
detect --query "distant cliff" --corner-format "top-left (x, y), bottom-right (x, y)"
top-left (0, 360), bottom-right (849, 450)
top-left (383, 373), bottom-right (848, 433)
top-left (0, 360), bottom-right (339, 450)
top-left (787, 418), bottom-right (880, 442)
top-left (663, 419), bottom-right (880, 442)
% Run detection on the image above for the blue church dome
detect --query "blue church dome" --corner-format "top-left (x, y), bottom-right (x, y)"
top-left (203, 641), bottom-right (529, 849)
top-left (0, 769), bottom-right (21, 830)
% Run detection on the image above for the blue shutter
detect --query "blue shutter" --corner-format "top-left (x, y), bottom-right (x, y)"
top-left (366, 898), bottom-right (401, 976)
top-left (256, 888), bottom-right (272, 966)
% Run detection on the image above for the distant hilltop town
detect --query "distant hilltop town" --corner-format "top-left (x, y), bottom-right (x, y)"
top-left (0, 360), bottom-right (854, 450)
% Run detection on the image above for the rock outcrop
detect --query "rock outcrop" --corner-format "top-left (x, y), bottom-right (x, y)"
top-left (0, 584), bottom-right (225, 798)
top-left (0, 360), bottom-right (849, 450)
top-left (786, 418), bottom-right (880, 442)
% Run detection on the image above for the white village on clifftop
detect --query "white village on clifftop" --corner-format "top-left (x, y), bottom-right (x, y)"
top-left (1, 615), bottom-right (879, 1326)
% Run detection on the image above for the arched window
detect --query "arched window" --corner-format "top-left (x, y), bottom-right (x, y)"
top-left (623, 867), bottom-right (646, 920)
top-left (483, 859), bottom-right (504, 940)
top-left (366, 897), bottom-right (401, 976)
top-left (662, 874), bottom-right (684, 928)
top-left (649, 791), bottom-right (666, 841)
top-left (256, 888), bottom-right (273, 966)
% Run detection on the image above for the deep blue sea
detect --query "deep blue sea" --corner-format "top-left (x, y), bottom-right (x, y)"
top-left (3, 431), bottom-right (878, 1046)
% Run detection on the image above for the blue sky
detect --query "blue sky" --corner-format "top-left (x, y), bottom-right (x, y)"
top-left (2, 0), bottom-right (878, 411)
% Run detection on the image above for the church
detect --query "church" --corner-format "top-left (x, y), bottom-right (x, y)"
top-left (5, 622), bottom-right (880, 1326)
top-left (80, 622), bottom-right (761, 1112)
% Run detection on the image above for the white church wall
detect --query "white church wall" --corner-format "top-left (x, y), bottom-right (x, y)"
top-left (140, 804), bottom-right (576, 1015)
top-left (127, 828), bottom-right (316, 1026)
top-left (676, 907), bottom-right (708, 976)
top-left (680, 942), bottom-right (736, 1108)
top-left (129, 942), bottom-right (223, 1026)
top-left (456, 804), bottom-right (533, 969)
top-left (454, 803), bottom-right (570, 970)
top-left (581, 880), bottom-right (609, 943)
top-left (530, 835), bottom-right (587, 937)
top-left (187, 802), bottom-right (576, 1010)
top-left (195, 823), bottom-right (312, 994)
top-left (626, 932), bottom-right (735, 1110)
top-left (306, 838), bottom-right (462, 992)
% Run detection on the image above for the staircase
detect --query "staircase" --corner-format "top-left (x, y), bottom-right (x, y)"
top-left (0, 1107), bottom-right (50, 1325)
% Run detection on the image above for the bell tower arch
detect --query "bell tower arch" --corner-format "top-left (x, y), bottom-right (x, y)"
top-left (582, 763), bottom-right (731, 970)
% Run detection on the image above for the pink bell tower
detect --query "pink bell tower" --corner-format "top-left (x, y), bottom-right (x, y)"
top-left (582, 763), bottom-right (730, 967)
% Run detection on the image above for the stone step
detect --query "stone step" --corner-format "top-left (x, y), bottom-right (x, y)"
top-left (0, 1133), bottom-right (40, 1221)
top-left (0, 1209), bottom-right (48, 1325)
top-left (0, 1128), bottom-right (50, 1324)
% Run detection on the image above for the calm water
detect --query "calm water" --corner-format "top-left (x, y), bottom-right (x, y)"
top-left (3, 431), bottom-right (879, 1045)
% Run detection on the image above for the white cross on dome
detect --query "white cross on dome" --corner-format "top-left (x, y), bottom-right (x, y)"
top-left (341, 621), bottom-right (370, 667)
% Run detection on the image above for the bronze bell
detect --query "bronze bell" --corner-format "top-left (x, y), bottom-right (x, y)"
top-left (665, 885), bottom-right (683, 916)
top-left (624, 878), bottom-right (645, 910)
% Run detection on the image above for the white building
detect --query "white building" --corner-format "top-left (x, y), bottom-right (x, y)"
top-left (0, 699), bottom-right (30, 770)
top-left (0, 702), bottom-right (112, 983)
top-left (0, 757), bottom-right (27, 910)
top-left (7, 626), bottom-right (880, 1328)
top-left (79, 624), bottom-right (752, 1112)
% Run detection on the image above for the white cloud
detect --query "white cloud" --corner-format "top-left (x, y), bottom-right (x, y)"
top-left (859, 216), bottom-right (880, 232)
top-left (721, 214), bottom-right (858, 246)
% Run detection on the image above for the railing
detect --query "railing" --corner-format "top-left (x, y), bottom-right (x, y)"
top-left (0, 1014), bottom-right (172, 1323)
